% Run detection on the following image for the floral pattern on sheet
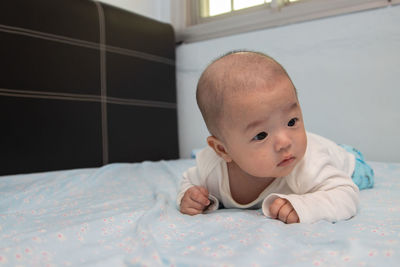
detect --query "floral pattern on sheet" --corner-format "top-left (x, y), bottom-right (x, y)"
top-left (1, 161), bottom-right (399, 266)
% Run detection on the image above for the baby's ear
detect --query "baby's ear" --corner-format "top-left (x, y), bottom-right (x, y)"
top-left (207, 136), bottom-right (232, 163)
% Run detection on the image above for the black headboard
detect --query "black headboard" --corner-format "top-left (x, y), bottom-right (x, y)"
top-left (0, 0), bottom-right (179, 176)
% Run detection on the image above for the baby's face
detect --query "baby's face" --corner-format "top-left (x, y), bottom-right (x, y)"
top-left (220, 76), bottom-right (307, 179)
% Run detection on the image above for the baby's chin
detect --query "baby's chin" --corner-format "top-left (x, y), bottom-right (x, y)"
top-left (277, 167), bottom-right (296, 178)
top-left (250, 167), bottom-right (294, 179)
top-left (274, 160), bottom-right (300, 178)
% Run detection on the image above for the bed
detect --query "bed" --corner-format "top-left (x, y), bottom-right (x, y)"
top-left (1, 161), bottom-right (400, 266)
top-left (1, 0), bottom-right (400, 266)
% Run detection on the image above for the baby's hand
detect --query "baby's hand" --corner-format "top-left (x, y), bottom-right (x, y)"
top-left (180, 186), bottom-right (210, 215)
top-left (269, 198), bottom-right (299, 224)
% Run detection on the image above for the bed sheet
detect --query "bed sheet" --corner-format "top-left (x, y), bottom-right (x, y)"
top-left (1, 160), bottom-right (399, 266)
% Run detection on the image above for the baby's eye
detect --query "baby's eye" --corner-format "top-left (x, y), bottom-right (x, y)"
top-left (253, 132), bottom-right (268, 141)
top-left (288, 118), bottom-right (299, 127)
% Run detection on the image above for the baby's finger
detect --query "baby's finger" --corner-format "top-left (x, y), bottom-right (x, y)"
top-left (269, 198), bottom-right (287, 218)
top-left (286, 209), bottom-right (299, 224)
top-left (180, 195), bottom-right (205, 214)
top-left (278, 201), bottom-right (294, 223)
top-left (190, 187), bottom-right (210, 206)
top-left (180, 205), bottom-right (203, 216)
top-left (183, 196), bottom-right (205, 211)
top-left (198, 186), bottom-right (209, 197)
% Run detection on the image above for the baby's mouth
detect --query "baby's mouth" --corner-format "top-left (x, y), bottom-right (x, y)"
top-left (277, 156), bottom-right (296, 167)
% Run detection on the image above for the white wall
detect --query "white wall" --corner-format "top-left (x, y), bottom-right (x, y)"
top-left (176, 5), bottom-right (400, 163)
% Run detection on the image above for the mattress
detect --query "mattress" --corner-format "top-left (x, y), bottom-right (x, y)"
top-left (1, 160), bottom-right (399, 266)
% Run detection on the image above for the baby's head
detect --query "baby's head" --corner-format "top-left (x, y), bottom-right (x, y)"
top-left (197, 51), bottom-right (307, 178)
top-left (197, 51), bottom-right (294, 139)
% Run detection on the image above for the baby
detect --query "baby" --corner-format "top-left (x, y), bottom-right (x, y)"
top-left (177, 51), bottom-right (374, 224)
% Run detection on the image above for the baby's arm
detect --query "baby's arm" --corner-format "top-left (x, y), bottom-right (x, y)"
top-left (177, 166), bottom-right (218, 215)
top-left (180, 186), bottom-right (210, 215)
top-left (269, 198), bottom-right (299, 224)
top-left (262, 167), bottom-right (359, 223)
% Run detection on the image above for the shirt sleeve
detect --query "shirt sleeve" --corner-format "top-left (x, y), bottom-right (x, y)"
top-left (176, 166), bottom-right (198, 207)
top-left (176, 148), bottom-right (222, 211)
top-left (262, 164), bottom-right (359, 223)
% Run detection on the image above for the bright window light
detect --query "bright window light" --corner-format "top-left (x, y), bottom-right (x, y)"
top-left (207, 0), bottom-right (299, 17)
top-left (234, 0), bottom-right (265, 10)
top-left (209, 0), bottom-right (232, 16)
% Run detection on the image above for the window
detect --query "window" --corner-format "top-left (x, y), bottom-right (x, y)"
top-left (201, 0), bottom-right (300, 18)
top-left (171, 0), bottom-right (393, 43)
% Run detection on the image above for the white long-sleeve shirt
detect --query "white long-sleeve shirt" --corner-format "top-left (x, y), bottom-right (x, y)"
top-left (177, 132), bottom-right (359, 223)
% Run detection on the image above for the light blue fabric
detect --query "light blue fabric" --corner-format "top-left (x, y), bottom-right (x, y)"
top-left (0, 160), bottom-right (399, 266)
top-left (339, 144), bottom-right (375, 190)
top-left (191, 148), bottom-right (203, 159)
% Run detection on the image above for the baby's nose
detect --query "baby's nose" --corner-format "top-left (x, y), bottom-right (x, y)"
top-left (274, 132), bottom-right (291, 152)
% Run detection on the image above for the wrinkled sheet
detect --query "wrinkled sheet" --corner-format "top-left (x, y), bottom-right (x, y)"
top-left (1, 160), bottom-right (399, 266)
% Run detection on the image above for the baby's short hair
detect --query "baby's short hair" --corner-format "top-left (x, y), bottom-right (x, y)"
top-left (196, 50), bottom-right (293, 139)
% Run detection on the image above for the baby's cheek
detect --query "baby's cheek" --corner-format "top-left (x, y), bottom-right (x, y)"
top-left (250, 159), bottom-right (275, 177)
